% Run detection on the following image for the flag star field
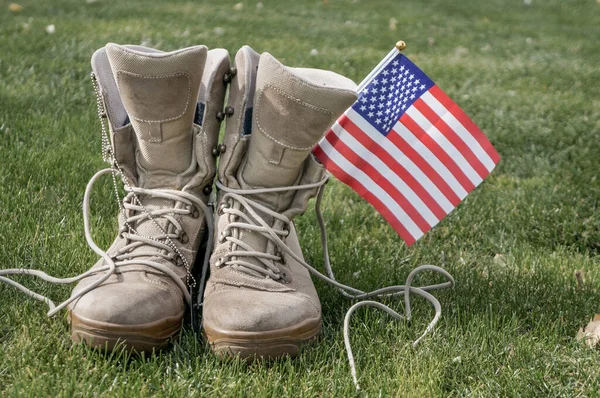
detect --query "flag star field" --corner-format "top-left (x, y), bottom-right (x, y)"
top-left (354, 56), bottom-right (434, 135)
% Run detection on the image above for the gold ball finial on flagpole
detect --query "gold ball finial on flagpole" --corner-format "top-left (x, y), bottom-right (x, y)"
top-left (395, 40), bottom-right (406, 51)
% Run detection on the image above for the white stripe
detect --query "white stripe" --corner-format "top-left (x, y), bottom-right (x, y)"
top-left (421, 91), bottom-right (496, 172)
top-left (391, 120), bottom-right (468, 200)
top-left (346, 108), bottom-right (455, 213)
top-left (330, 123), bottom-right (439, 226)
top-left (318, 138), bottom-right (424, 241)
top-left (406, 107), bottom-right (483, 186)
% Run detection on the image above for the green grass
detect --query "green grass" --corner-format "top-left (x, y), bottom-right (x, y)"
top-left (1, 0), bottom-right (600, 396)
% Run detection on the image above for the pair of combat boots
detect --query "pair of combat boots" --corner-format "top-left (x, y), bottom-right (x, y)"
top-left (67, 43), bottom-right (358, 357)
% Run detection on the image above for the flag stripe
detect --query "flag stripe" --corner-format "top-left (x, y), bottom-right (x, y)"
top-left (324, 128), bottom-right (434, 231)
top-left (428, 85), bottom-right (501, 164)
top-left (314, 138), bottom-right (423, 242)
top-left (414, 98), bottom-right (490, 179)
top-left (341, 111), bottom-right (451, 217)
top-left (399, 113), bottom-right (476, 192)
top-left (387, 124), bottom-right (466, 204)
top-left (314, 143), bottom-right (418, 244)
top-left (421, 91), bottom-right (497, 172)
top-left (406, 106), bottom-right (483, 187)
top-left (315, 149), bottom-right (416, 245)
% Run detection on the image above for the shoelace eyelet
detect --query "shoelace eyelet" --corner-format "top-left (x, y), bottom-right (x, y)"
top-left (211, 144), bottom-right (227, 157)
top-left (217, 202), bottom-right (231, 216)
top-left (218, 229), bottom-right (232, 243)
top-left (190, 206), bottom-right (200, 219)
top-left (224, 106), bottom-right (234, 117)
top-left (175, 256), bottom-right (185, 267)
top-left (179, 231), bottom-right (189, 244)
top-left (118, 226), bottom-right (128, 239)
top-left (280, 271), bottom-right (291, 284)
top-left (223, 66), bottom-right (237, 83)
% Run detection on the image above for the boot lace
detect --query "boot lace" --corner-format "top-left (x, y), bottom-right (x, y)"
top-left (0, 167), bottom-right (213, 317)
top-left (214, 176), bottom-right (454, 391)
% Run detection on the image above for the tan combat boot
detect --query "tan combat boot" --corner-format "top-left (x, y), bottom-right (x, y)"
top-left (67, 43), bottom-right (230, 352)
top-left (202, 46), bottom-right (357, 359)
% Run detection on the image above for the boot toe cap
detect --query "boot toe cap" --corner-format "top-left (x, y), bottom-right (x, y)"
top-left (203, 289), bottom-right (321, 334)
top-left (69, 272), bottom-right (185, 326)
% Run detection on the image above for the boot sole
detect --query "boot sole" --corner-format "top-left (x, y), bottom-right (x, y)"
top-left (203, 317), bottom-right (321, 360)
top-left (68, 309), bottom-right (184, 353)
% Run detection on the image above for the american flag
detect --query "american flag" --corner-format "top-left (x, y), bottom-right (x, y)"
top-left (314, 49), bottom-right (500, 245)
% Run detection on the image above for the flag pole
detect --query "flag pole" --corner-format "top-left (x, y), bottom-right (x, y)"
top-left (356, 40), bottom-right (406, 92)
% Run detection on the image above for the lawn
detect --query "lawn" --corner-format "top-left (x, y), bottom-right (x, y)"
top-left (1, 0), bottom-right (599, 396)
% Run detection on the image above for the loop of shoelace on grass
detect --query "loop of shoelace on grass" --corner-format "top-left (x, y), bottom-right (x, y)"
top-left (214, 176), bottom-right (454, 391)
top-left (0, 168), bottom-right (214, 316)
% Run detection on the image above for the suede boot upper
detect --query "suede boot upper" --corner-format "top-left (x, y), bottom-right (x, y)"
top-left (69, 44), bottom-right (229, 333)
top-left (203, 46), bottom-right (356, 343)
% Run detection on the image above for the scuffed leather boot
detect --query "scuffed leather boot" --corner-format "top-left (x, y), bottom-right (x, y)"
top-left (68, 43), bottom-right (229, 352)
top-left (202, 46), bottom-right (357, 359)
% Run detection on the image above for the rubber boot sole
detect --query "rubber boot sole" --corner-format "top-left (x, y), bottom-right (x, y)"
top-left (68, 309), bottom-right (184, 353)
top-left (203, 317), bottom-right (321, 360)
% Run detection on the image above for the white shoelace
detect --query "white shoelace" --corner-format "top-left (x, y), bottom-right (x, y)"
top-left (0, 168), bottom-right (213, 317)
top-left (214, 176), bottom-right (454, 391)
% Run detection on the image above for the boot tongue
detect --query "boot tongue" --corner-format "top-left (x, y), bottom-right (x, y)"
top-left (104, 44), bottom-right (207, 271)
top-left (239, 52), bottom-right (357, 212)
top-left (106, 43), bottom-right (207, 188)
top-left (232, 53), bottom-right (357, 277)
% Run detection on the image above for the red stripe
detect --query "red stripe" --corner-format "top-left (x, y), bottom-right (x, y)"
top-left (339, 115), bottom-right (447, 220)
top-left (429, 85), bottom-right (501, 164)
top-left (399, 113), bottom-right (476, 192)
top-left (323, 128), bottom-right (432, 232)
top-left (386, 128), bottom-right (462, 205)
top-left (414, 98), bottom-right (489, 179)
top-left (322, 128), bottom-right (343, 147)
top-left (314, 144), bottom-right (416, 245)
